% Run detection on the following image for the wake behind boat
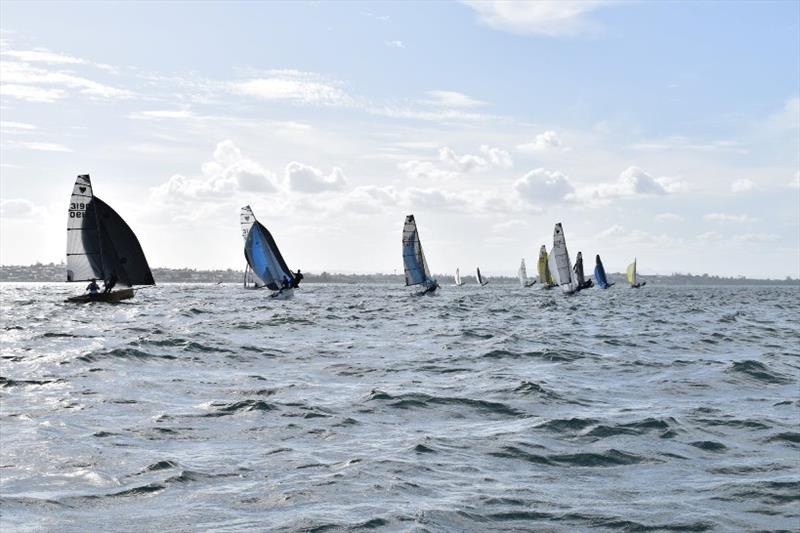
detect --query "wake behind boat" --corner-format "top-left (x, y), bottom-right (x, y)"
top-left (518, 258), bottom-right (537, 287)
top-left (594, 254), bottom-right (615, 289)
top-left (240, 205), bottom-right (301, 298)
top-left (402, 214), bottom-right (439, 295)
top-left (65, 174), bottom-right (154, 303)
top-left (627, 258), bottom-right (646, 288)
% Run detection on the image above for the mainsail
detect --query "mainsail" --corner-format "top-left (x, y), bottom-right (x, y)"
top-left (551, 223), bottom-right (577, 294)
top-left (594, 254), bottom-right (612, 289)
top-left (66, 174), bottom-right (154, 287)
top-left (537, 245), bottom-right (555, 286)
top-left (241, 205), bottom-right (294, 291)
top-left (627, 258), bottom-right (638, 286)
top-left (518, 259), bottom-right (528, 287)
top-left (402, 215), bottom-right (432, 286)
top-left (476, 267), bottom-right (488, 285)
top-left (454, 268), bottom-right (463, 286)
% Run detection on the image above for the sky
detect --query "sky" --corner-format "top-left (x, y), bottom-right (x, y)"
top-left (0, 1), bottom-right (798, 278)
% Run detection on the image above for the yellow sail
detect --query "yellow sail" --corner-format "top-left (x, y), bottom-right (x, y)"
top-left (537, 247), bottom-right (549, 283)
top-left (626, 259), bottom-right (637, 285)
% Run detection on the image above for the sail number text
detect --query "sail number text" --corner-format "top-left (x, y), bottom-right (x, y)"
top-left (69, 202), bottom-right (87, 218)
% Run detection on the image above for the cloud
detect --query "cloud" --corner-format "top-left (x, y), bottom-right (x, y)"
top-left (0, 198), bottom-right (44, 218)
top-left (129, 109), bottom-right (194, 120)
top-left (18, 141), bottom-right (72, 152)
top-left (480, 145), bottom-right (513, 168)
top-left (399, 159), bottom-right (458, 181)
top-left (656, 212), bottom-right (684, 222)
top-left (438, 147), bottom-right (489, 173)
top-left (401, 187), bottom-right (470, 211)
top-left (423, 90), bottom-right (486, 108)
top-left (0, 120), bottom-right (37, 131)
top-left (285, 162), bottom-right (347, 193)
top-left (462, 0), bottom-right (613, 37)
top-left (629, 136), bottom-right (747, 154)
top-left (704, 212), bottom-right (757, 224)
top-left (514, 168), bottom-right (575, 205)
top-left (731, 178), bottom-right (755, 193)
top-left (572, 166), bottom-right (683, 205)
top-left (384, 40), bottom-right (404, 48)
top-left (231, 70), bottom-right (352, 106)
top-left (0, 60), bottom-right (131, 101)
top-left (1, 48), bottom-right (85, 65)
top-left (338, 185), bottom-right (399, 213)
top-left (517, 130), bottom-right (565, 152)
top-left (150, 140), bottom-right (277, 203)
top-left (790, 172), bottom-right (800, 189)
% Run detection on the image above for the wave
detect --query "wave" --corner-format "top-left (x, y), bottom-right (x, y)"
top-left (366, 390), bottom-right (524, 418)
top-left (726, 360), bottom-right (793, 384)
top-left (490, 445), bottom-right (647, 467)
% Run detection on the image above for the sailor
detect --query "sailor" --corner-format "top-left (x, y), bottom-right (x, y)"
top-left (291, 269), bottom-right (304, 288)
top-left (103, 273), bottom-right (118, 294)
top-left (86, 279), bottom-right (100, 294)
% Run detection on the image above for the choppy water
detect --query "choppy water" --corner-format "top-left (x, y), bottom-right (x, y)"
top-left (1, 283), bottom-right (798, 532)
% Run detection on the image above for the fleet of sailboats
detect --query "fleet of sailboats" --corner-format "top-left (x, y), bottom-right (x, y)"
top-left (63, 175), bottom-right (647, 303)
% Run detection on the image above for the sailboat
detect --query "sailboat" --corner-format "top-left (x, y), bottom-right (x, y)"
top-left (66, 174), bottom-right (154, 303)
top-left (537, 245), bottom-right (557, 289)
top-left (594, 254), bottom-right (614, 289)
top-left (518, 259), bottom-right (537, 287)
top-left (627, 258), bottom-right (646, 288)
top-left (402, 214), bottom-right (439, 295)
top-left (476, 267), bottom-right (489, 286)
top-left (453, 267), bottom-right (465, 286)
top-left (240, 205), bottom-right (298, 299)
top-left (550, 223), bottom-right (578, 294)
top-left (572, 252), bottom-right (594, 291)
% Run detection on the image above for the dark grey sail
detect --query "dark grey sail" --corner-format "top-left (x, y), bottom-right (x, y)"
top-left (66, 174), bottom-right (154, 287)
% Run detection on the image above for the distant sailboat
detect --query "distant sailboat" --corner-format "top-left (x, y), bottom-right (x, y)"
top-left (476, 267), bottom-right (489, 286)
top-left (627, 258), bottom-right (646, 288)
top-left (66, 174), bottom-right (154, 303)
top-left (454, 267), bottom-right (465, 286)
top-left (518, 259), bottom-right (537, 287)
top-left (594, 254), bottom-right (614, 289)
top-left (240, 205), bottom-right (298, 298)
top-left (537, 245), bottom-right (557, 289)
top-left (550, 223), bottom-right (578, 294)
top-left (402, 214), bottom-right (439, 295)
top-left (572, 252), bottom-right (594, 291)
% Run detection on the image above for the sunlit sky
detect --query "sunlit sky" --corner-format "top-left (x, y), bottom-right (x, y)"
top-left (1, 1), bottom-right (798, 277)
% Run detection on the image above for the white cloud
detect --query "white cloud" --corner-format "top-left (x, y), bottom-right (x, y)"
top-left (129, 109), bottom-right (194, 120)
top-left (231, 71), bottom-right (351, 106)
top-left (285, 162), bottom-right (347, 193)
top-left (384, 40), bottom-right (404, 48)
top-left (150, 140), bottom-right (277, 204)
top-left (514, 168), bottom-right (575, 205)
top-left (0, 198), bottom-right (44, 218)
top-left (0, 83), bottom-right (63, 102)
top-left (439, 146), bottom-right (489, 173)
top-left (731, 178), bottom-right (755, 193)
top-left (338, 185), bottom-right (399, 213)
top-left (0, 60), bottom-right (131, 100)
top-left (517, 130), bottom-right (564, 152)
top-left (789, 171), bottom-right (799, 189)
top-left (462, 0), bottom-right (613, 37)
top-left (572, 166), bottom-right (683, 205)
top-left (424, 90), bottom-right (486, 108)
top-left (480, 144), bottom-right (513, 168)
top-left (656, 212), bottom-right (684, 222)
top-left (704, 212), bottom-right (757, 224)
top-left (629, 136), bottom-right (747, 154)
top-left (401, 187), bottom-right (471, 211)
top-left (19, 142), bottom-right (72, 152)
top-left (1, 48), bottom-right (85, 65)
top-left (399, 159), bottom-right (458, 181)
top-left (734, 233), bottom-right (779, 243)
top-left (0, 120), bottom-right (37, 131)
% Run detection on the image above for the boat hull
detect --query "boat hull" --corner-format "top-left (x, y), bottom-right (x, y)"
top-left (66, 288), bottom-right (135, 303)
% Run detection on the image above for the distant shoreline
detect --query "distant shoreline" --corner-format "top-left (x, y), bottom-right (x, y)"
top-left (1, 264), bottom-right (798, 286)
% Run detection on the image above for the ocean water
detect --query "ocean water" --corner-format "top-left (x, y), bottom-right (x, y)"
top-left (1, 283), bottom-right (798, 532)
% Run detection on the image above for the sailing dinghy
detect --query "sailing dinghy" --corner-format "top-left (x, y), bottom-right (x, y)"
top-left (572, 252), bottom-right (594, 291)
top-left (65, 174), bottom-right (154, 303)
top-left (402, 214), bottom-right (439, 295)
top-left (537, 245), bottom-right (557, 289)
top-left (241, 205), bottom-right (298, 299)
top-left (518, 259), bottom-right (537, 287)
top-left (454, 267), bottom-right (465, 286)
top-left (550, 223), bottom-right (578, 294)
top-left (476, 267), bottom-right (489, 286)
top-left (594, 254), bottom-right (614, 289)
top-left (626, 258), bottom-right (646, 288)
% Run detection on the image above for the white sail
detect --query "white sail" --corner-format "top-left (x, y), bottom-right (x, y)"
top-left (454, 268), bottom-right (462, 286)
top-left (240, 205), bottom-right (256, 241)
top-left (518, 259), bottom-right (528, 287)
top-left (551, 223), bottom-right (577, 294)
